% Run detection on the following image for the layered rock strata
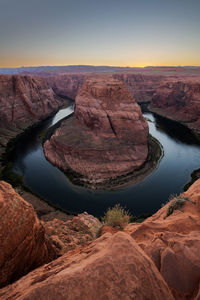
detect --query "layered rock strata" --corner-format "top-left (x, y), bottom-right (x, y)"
top-left (44, 76), bottom-right (149, 187)
top-left (0, 74), bottom-right (64, 169)
top-left (113, 73), bottom-right (164, 102)
top-left (47, 73), bottom-right (87, 99)
top-left (0, 181), bottom-right (57, 288)
top-left (150, 80), bottom-right (200, 133)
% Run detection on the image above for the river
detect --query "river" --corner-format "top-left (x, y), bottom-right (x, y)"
top-left (13, 102), bottom-right (200, 218)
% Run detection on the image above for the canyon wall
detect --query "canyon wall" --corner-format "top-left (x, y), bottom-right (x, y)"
top-left (0, 74), bottom-right (65, 169)
top-left (44, 76), bottom-right (149, 187)
top-left (0, 75), bottom-right (64, 127)
top-left (47, 73), bottom-right (87, 99)
top-left (113, 73), bottom-right (164, 102)
top-left (150, 80), bottom-right (200, 133)
top-left (47, 72), bottom-right (165, 102)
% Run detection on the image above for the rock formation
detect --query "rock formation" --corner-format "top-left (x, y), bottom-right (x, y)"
top-left (0, 74), bottom-right (65, 170)
top-left (150, 80), bottom-right (200, 133)
top-left (1, 177), bottom-right (200, 299)
top-left (0, 74), bottom-right (63, 127)
top-left (125, 179), bottom-right (200, 299)
top-left (47, 73), bottom-right (87, 99)
top-left (0, 232), bottom-right (174, 300)
top-left (44, 76), bottom-right (149, 187)
top-left (113, 73), bottom-right (164, 102)
top-left (0, 181), bottom-right (57, 288)
top-left (44, 212), bottom-right (101, 255)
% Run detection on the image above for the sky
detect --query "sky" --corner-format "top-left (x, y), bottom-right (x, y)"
top-left (0, 0), bottom-right (200, 68)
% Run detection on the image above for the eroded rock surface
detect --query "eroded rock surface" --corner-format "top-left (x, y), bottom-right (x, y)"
top-left (0, 232), bottom-right (174, 300)
top-left (113, 73), bottom-right (164, 102)
top-left (0, 181), bottom-right (57, 288)
top-left (125, 179), bottom-right (200, 300)
top-left (150, 80), bottom-right (200, 133)
top-left (44, 76), bottom-right (149, 186)
top-left (47, 73), bottom-right (87, 99)
top-left (44, 212), bottom-right (101, 255)
top-left (0, 74), bottom-right (64, 169)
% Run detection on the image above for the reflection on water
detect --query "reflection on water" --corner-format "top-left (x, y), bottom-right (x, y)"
top-left (50, 105), bottom-right (74, 126)
top-left (13, 104), bottom-right (200, 218)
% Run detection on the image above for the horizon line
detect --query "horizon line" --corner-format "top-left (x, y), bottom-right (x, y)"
top-left (0, 64), bottom-right (200, 69)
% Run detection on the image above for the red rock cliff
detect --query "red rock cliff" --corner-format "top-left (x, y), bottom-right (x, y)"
top-left (47, 73), bottom-right (87, 99)
top-left (113, 73), bottom-right (164, 102)
top-left (0, 74), bottom-right (65, 169)
top-left (0, 74), bottom-right (63, 127)
top-left (44, 76), bottom-right (149, 186)
top-left (150, 80), bottom-right (200, 133)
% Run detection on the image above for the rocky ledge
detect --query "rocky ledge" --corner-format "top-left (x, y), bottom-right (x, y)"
top-left (1, 179), bottom-right (200, 299)
top-left (44, 76), bottom-right (153, 188)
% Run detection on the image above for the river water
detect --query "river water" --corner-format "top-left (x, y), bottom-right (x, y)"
top-left (13, 103), bottom-right (200, 217)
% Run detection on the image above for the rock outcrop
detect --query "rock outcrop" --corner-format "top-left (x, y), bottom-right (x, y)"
top-left (1, 178), bottom-right (200, 299)
top-left (150, 80), bottom-right (200, 133)
top-left (0, 181), bottom-right (57, 288)
top-left (44, 212), bottom-right (101, 255)
top-left (0, 74), bottom-right (63, 127)
top-left (0, 74), bottom-right (65, 170)
top-left (44, 76), bottom-right (149, 187)
top-left (0, 232), bottom-right (174, 300)
top-left (125, 179), bottom-right (200, 300)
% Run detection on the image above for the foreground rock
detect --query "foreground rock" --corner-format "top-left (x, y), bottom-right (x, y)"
top-left (0, 74), bottom-right (64, 170)
top-left (125, 179), bottom-right (200, 299)
top-left (150, 80), bottom-right (200, 134)
top-left (0, 232), bottom-right (174, 300)
top-left (0, 181), bottom-right (57, 288)
top-left (44, 76), bottom-right (149, 187)
top-left (44, 212), bottom-right (101, 255)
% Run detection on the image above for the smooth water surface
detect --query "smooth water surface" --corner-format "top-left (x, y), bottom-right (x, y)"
top-left (13, 103), bottom-right (200, 217)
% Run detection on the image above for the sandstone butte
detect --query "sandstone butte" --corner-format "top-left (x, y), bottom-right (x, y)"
top-left (44, 76), bottom-right (149, 186)
top-left (150, 80), bottom-right (200, 134)
top-left (0, 74), bottom-right (64, 169)
top-left (1, 179), bottom-right (200, 299)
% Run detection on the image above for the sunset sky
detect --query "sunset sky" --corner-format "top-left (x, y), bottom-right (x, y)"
top-left (0, 0), bottom-right (200, 68)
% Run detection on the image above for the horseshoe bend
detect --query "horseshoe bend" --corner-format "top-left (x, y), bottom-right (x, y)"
top-left (43, 76), bottom-right (162, 188)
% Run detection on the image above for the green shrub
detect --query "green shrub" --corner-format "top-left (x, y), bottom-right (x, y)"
top-left (102, 204), bottom-right (131, 229)
top-left (166, 195), bottom-right (192, 217)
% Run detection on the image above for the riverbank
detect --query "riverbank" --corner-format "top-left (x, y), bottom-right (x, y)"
top-left (149, 105), bottom-right (200, 140)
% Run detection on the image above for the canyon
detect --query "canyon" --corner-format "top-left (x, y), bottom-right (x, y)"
top-left (0, 66), bottom-right (200, 299)
top-left (44, 76), bottom-right (150, 187)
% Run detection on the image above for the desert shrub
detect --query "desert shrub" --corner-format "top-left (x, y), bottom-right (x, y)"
top-left (102, 204), bottom-right (131, 229)
top-left (166, 195), bottom-right (192, 217)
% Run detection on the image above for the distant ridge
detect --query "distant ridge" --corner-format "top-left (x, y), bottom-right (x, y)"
top-left (0, 65), bottom-right (199, 75)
